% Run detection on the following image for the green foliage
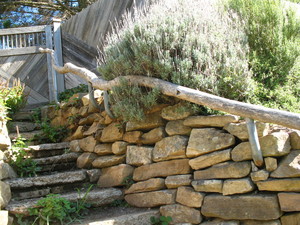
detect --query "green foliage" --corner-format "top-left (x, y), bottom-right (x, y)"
top-left (227, 0), bottom-right (300, 112)
top-left (109, 199), bottom-right (130, 207)
top-left (38, 120), bottom-right (69, 143)
top-left (122, 175), bottom-right (135, 189)
top-left (58, 84), bottom-right (88, 102)
top-left (8, 137), bottom-right (41, 177)
top-left (150, 216), bottom-right (172, 225)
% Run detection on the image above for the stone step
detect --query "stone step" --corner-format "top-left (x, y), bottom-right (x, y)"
top-left (11, 111), bottom-right (35, 121)
top-left (33, 152), bottom-right (80, 166)
top-left (8, 122), bottom-right (38, 133)
top-left (9, 130), bottom-right (43, 141)
top-left (7, 170), bottom-right (87, 189)
top-left (38, 162), bottom-right (77, 173)
top-left (6, 188), bottom-right (123, 215)
top-left (27, 142), bottom-right (70, 151)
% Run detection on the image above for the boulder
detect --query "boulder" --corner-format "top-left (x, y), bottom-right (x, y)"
top-left (98, 164), bottom-right (134, 188)
top-left (126, 146), bottom-right (153, 166)
top-left (153, 135), bottom-right (188, 162)
top-left (165, 174), bottom-right (192, 189)
top-left (70, 140), bottom-right (82, 153)
top-left (224, 122), bottom-right (269, 141)
top-left (260, 132), bottom-right (291, 157)
top-left (100, 122), bottom-right (124, 142)
top-left (194, 161), bottom-right (251, 180)
top-left (79, 136), bottom-right (97, 152)
top-left (183, 115), bottom-right (239, 128)
top-left (92, 155), bottom-right (125, 168)
top-left (201, 194), bottom-right (282, 220)
top-left (222, 178), bottom-right (255, 195)
top-left (271, 150), bottom-right (300, 178)
top-left (0, 163), bottom-right (17, 180)
top-left (265, 157), bottom-right (278, 172)
top-left (123, 131), bottom-right (143, 144)
top-left (125, 190), bottom-right (176, 207)
top-left (192, 180), bottom-right (223, 193)
top-left (94, 144), bottom-right (113, 156)
top-left (186, 128), bottom-right (235, 157)
top-left (77, 153), bottom-right (97, 169)
top-left (278, 193), bottom-right (300, 212)
top-left (126, 112), bottom-right (164, 131)
top-left (112, 141), bottom-right (128, 155)
top-left (160, 204), bottom-right (202, 224)
top-left (176, 186), bottom-right (205, 208)
top-left (165, 120), bottom-right (192, 136)
top-left (281, 212), bottom-right (300, 225)
top-left (0, 181), bottom-right (11, 209)
top-left (257, 179), bottom-right (300, 192)
top-left (161, 103), bottom-right (193, 120)
top-left (141, 127), bottom-right (165, 145)
top-left (133, 159), bottom-right (191, 181)
top-left (290, 130), bottom-right (300, 150)
top-left (250, 170), bottom-right (269, 182)
top-left (125, 178), bottom-right (165, 194)
top-left (189, 149), bottom-right (231, 170)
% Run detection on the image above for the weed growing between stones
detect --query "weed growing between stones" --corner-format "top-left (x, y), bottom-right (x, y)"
top-left (150, 216), bottom-right (172, 225)
top-left (122, 175), bottom-right (135, 189)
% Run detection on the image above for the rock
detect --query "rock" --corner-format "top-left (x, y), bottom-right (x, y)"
top-left (200, 219), bottom-right (240, 225)
top-left (100, 122), bottom-right (124, 142)
top-left (70, 140), bottom-right (82, 153)
top-left (77, 153), bottom-right (97, 169)
top-left (278, 193), bottom-right (300, 212)
top-left (8, 122), bottom-right (37, 132)
top-left (98, 164), bottom-right (134, 188)
top-left (0, 120), bottom-right (10, 150)
top-left (161, 103), bottom-right (193, 121)
top-left (71, 126), bottom-right (86, 140)
top-left (126, 146), bottom-right (153, 166)
top-left (240, 220), bottom-right (280, 225)
top-left (290, 130), bottom-right (300, 149)
top-left (41, 105), bottom-right (56, 120)
top-left (86, 169), bottom-right (101, 182)
top-left (28, 142), bottom-right (70, 151)
top-left (257, 179), bottom-right (300, 191)
top-left (176, 186), bottom-right (204, 208)
top-left (94, 144), bottom-right (113, 156)
top-left (183, 115), bottom-right (239, 128)
top-left (0, 210), bottom-right (12, 225)
top-left (260, 132), bottom-right (291, 157)
top-left (0, 181), bottom-right (11, 209)
top-left (250, 170), bottom-right (269, 182)
top-left (92, 155), bottom-right (125, 168)
top-left (112, 141), bottom-right (128, 155)
top-left (141, 127), bottom-right (166, 145)
top-left (125, 190), bottom-right (176, 207)
top-left (201, 194), bottom-right (282, 220)
top-left (222, 178), bottom-right (255, 195)
top-left (165, 175), bottom-right (192, 189)
top-left (125, 178), bottom-right (165, 194)
top-left (0, 163), bottom-right (17, 180)
top-left (194, 161), bottom-right (251, 180)
top-left (101, 111), bottom-right (113, 125)
top-left (231, 142), bottom-right (252, 162)
top-left (160, 204), bottom-right (202, 224)
top-left (79, 113), bottom-right (104, 125)
top-left (165, 120), bottom-right (192, 136)
top-left (83, 122), bottom-right (104, 136)
top-left (281, 212), bottom-right (300, 225)
top-left (189, 149), bottom-right (231, 170)
top-left (79, 105), bottom-right (89, 117)
top-left (271, 150), bottom-right (300, 178)
top-left (0, 150), bottom-right (5, 161)
top-left (186, 128), bottom-right (235, 158)
top-left (265, 157), bottom-right (278, 172)
top-left (133, 159), bottom-right (191, 181)
top-left (192, 180), bottom-right (223, 193)
top-left (153, 135), bottom-right (188, 162)
top-left (224, 122), bottom-right (269, 141)
top-left (126, 112), bottom-right (164, 131)
top-left (123, 131), bottom-right (143, 143)
top-left (79, 136), bottom-right (97, 152)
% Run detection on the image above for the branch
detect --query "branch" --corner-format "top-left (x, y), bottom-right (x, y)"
top-left (40, 48), bottom-right (300, 130)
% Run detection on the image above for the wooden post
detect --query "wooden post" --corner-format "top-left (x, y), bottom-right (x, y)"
top-left (53, 18), bottom-right (65, 95)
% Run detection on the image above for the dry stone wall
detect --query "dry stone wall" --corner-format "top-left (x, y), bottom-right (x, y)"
top-left (47, 92), bottom-right (300, 225)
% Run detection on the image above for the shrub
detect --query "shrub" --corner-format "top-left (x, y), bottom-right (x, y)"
top-left (58, 84), bottom-right (88, 102)
top-left (98, 0), bottom-right (254, 121)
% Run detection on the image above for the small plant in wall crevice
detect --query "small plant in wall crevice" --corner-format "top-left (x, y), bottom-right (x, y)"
top-left (150, 216), bottom-right (173, 225)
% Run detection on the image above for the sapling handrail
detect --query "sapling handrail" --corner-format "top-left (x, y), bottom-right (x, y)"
top-left (40, 48), bottom-right (300, 131)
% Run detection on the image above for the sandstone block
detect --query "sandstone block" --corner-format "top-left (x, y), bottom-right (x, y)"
top-left (79, 136), bottom-right (97, 152)
top-left (125, 190), bottom-right (176, 207)
top-left (133, 159), bottom-right (191, 181)
top-left (189, 149), bottom-right (231, 170)
top-left (70, 140), bottom-right (82, 153)
top-left (184, 115), bottom-right (239, 128)
top-left (257, 179), bottom-right (300, 192)
top-left (194, 161), bottom-right (251, 180)
top-left (242, 220), bottom-right (281, 225)
top-left (161, 103), bottom-right (193, 120)
top-left (141, 127), bottom-right (165, 145)
top-left (222, 178), bottom-right (255, 195)
top-left (86, 169), bottom-right (101, 182)
top-left (123, 131), bottom-right (143, 143)
top-left (100, 122), bottom-right (124, 142)
top-left (201, 194), bottom-right (282, 220)
top-left (186, 128), bottom-right (235, 157)
top-left (125, 178), bottom-right (165, 194)
top-left (260, 132), bottom-right (291, 157)
top-left (281, 212), bottom-right (300, 225)
top-left (126, 112), bottom-right (164, 131)
top-left (250, 170), bottom-right (269, 182)
top-left (92, 155), bottom-right (125, 168)
top-left (71, 126), bottom-right (86, 140)
top-left (165, 174), bottom-right (192, 189)
top-left (79, 105), bottom-right (89, 117)
top-left (176, 186), bottom-right (204, 208)
top-left (192, 180), bottom-right (223, 193)
top-left (290, 130), bottom-right (300, 149)
top-left (126, 146), bottom-right (153, 166)
top-left (76, 153), bottom-right (97, 169)
top-left (231, 142), bottom-right (252, 162)
top-left (0, 210), bottom-right (12, 225)
top-left (0, 181), bottom-right (11, 209)
top-left (200, 219), bottom-right (240, 225)
top-left (79, 113), bottom-right (104, 125)
top-left (94, 144), bottom-right (113, 156)
top-left (112, 141), bottom-right (128, 155)
top-left (265, 157), bottom-right (278, 172)
top-left (271, 150), bottom-right (300, 178)
top-left (278, 193), bottom-right (300, 212)
top-left (160, 204), bottom-right (202, 224)
top-left (98, 164), bottom-right (134, 188)
top-left (224, 122), bottom-right (269, 141)
top-left (0, 163), bottom-right (16, 180)
top-left (153, 135), bottom-right (188, 162)
top-left (83, 122), bottom-right (104, 136)
top-left (165, 120), bottom-right (191, 136)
